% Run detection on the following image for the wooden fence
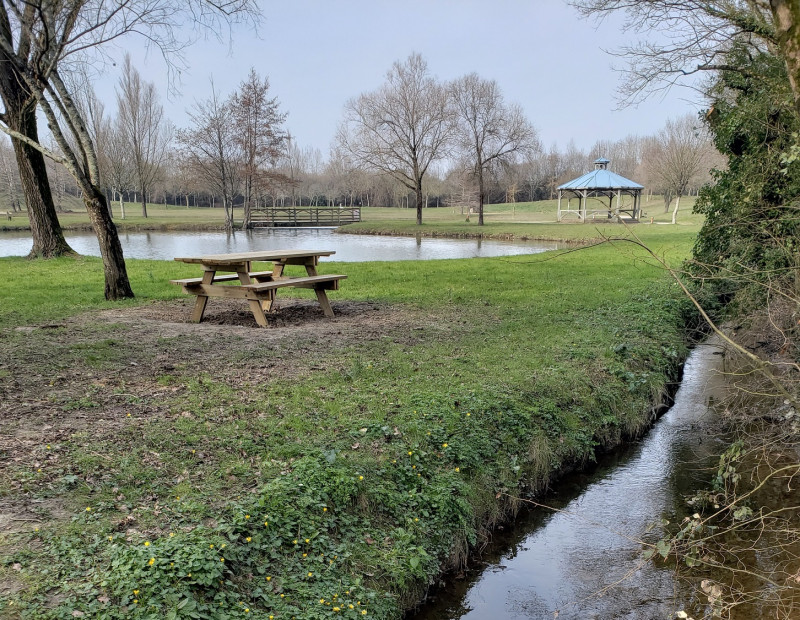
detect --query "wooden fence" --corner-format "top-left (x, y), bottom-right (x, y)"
top-left (250, 207), bottom-right (361, 227)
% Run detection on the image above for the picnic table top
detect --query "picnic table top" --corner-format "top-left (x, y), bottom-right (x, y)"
top-left (174, 250), bottom-right (336, 266)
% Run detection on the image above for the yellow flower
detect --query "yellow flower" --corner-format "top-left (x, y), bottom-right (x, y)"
top-left (264, 521), bottom-right (269, 527)
top-left (280, 594), bottom-right (285, 598)
top-left (245, 515), bottom-right (250, 519)
top-left (323, 507), bottom-right (328, 512)
top-left (320, 599), bottom-right (325, 604)
top-left (442, 443), bottom-right (448, 448)
top-left (333, 607), bottom-right (340, 612)
top-left (169, 532), bottom-right (175, 537)
top-left (358, 475), bottom-right (364, 480)
top-left (175, 496), bottom-right (180, 500)
top-left (307, 572), bottom-right (313, 577)
top-left (220, 558), bottom-right (225, 562)
top-left (302, 553), bottom-right (307, 557)
top-left (466, 412), bottom-right (471, 416)
top-left (187, 573), bottom-right (192, 577)
top-left (144, 541), bottom-right (150, 546)
top-left (133, 599), bottom-right (138, 604)
top-left (85, 507), bottom-right (91, 512)
top-left (108, 535), bottom-right (113, 541)
top-left (46, 445), bottom-right (51, 449)
top-left (349, 604), bottom-right (355, 609)
top-left (244, 609), bottom-right (249, 613)
top-left (292, 539), bottom-right (298, 545)
top-left (221, 544), bottom-right (226, 549)
top-left (408, 451), bottom-right (413, 455)
top-left (246, 537), bottom-right (252, 542)
top-left (209, 544), bottom-right (214, 549)
top-left (266, 576), bottom-right (272, 581)
top-left (362, 611), bottom-right (367, 615)
top-left (305, 538), bottom-right (310, 543)
top-left (133, 590), bottom-right (139, 595)
top-left (455, 467), bottom-right (460, 472)
top-left (148, 558), bottom-right (155, 566)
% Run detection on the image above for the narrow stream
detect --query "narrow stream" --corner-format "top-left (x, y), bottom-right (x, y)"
top-left (410, 341), bottom-right (729, 620)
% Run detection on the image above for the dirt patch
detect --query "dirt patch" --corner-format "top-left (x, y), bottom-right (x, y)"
top-left (0, 297), bottom-right (453, 535)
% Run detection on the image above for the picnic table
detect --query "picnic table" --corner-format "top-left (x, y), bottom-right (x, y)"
top-left (171, 250), bottom-right (346, 327)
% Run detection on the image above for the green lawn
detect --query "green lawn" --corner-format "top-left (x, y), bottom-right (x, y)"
top-left (0, 224), bottom-right (698, 618)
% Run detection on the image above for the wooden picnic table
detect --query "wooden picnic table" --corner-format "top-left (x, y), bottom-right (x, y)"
top-left (171, 250), bottom-right (346, 327)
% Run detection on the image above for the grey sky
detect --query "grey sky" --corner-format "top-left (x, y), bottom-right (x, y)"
top-left (99, 0), bottom-right (698, 155)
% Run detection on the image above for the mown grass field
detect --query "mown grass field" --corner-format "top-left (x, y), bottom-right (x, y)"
top-left (0, 195), bottom-right (702, 235)
top-left (0, 216), bottom-right (698, 618)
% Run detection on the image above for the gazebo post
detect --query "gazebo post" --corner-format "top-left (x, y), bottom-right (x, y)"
top-left (557, 190), bottom-right (562, 221)
top-left (582, 189), bottom-right (587, 222)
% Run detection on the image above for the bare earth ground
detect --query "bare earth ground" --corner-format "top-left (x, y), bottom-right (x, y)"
top-left (0, 297), bottom-right (443, 557)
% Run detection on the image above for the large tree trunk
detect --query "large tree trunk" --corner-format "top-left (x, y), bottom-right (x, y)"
top-left (8, 106), bottom-right (75, 257)
top-left (84, 186), bottom-right (134, 300)
top-left (771, 0), bottom-right (800, 115)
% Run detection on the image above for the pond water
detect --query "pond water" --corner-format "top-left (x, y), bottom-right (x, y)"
top-left (409, 342), bottom-right (729, 620)
top-left (0, 229), bottom-right (563, 262)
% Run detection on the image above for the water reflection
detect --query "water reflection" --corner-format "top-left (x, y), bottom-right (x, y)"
top-left (0, 228), bottom-right (563, 262)
top-left (410, 343), bottom-right (728, 620)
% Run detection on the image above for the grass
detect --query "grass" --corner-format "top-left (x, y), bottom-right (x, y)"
top-left (0, 220), bottom-right (699, 618)
top-left (1, 195), bottom-right (702, 234)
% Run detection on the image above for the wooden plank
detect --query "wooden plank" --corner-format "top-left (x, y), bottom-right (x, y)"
top-left (241, 275), bottom-right (346, 292)
top-left (174, 250), bottom-right (335, 265)
top-left (170, 271), bottom-right (272, 286)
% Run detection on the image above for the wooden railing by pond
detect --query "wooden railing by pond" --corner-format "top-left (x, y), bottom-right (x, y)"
top-left (250, 207), bottom-right (361, 227)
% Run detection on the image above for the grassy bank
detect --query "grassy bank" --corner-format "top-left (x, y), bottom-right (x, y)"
top-left (0, 231), bottom-right (696, 618)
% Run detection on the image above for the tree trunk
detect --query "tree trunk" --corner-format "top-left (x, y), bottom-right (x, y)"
top-left (671, 194), bottom-right (681, 225)
top-left (415, 183), bottom-right (423, 225)
top-left (771, 0), bottom-right (800, 115)
top-left (9, 106), bottom-right (75, 257)
top-left (84, 187), bottom-right (134, 300)
top-left (477, 167), bottom-right (485, 226)
top-left (140, 183), bottom-right (148, 218)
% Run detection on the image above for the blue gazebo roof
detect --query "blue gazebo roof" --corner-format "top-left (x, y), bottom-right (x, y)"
top-left (558, 158), bottom-right (643, 191)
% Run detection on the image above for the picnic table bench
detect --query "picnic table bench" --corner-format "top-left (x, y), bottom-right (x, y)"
top-left (171, 250), bottom-right (346, 327)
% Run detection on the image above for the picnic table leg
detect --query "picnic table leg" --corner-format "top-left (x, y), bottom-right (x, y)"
top-left (237, 270), bottom-right (269, 327)
top-left (314, 288), bottom-right (335, 318)
top-left (190, 270), bottom-right (215, 322)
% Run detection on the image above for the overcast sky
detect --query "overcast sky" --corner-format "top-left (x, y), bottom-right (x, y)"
top-left (96, 0), bottom-right (700, 156)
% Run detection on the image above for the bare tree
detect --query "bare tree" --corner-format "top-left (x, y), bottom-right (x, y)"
top-left (450, 73), bottom-right (539, 225)
top-left (116, 55), bottom-right (173, 219)
top-left (571, 1), bottom-right (775, 104)
top-left (230, 68), bottom-right (288, 228)
top-left (177, 84), bottom-right (241, 230)
top-left (0, 0), bottom-right (258, 299)
top-left (644, 115), bottom-right (714, 223)
top-left (339, 53), bottom-right (452, 225)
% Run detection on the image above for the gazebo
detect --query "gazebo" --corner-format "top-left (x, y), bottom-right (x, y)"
top-left (557, 158), bottom-right (644, 222)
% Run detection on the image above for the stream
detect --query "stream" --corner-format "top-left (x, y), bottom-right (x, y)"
top-left (409, 341), bottom-right (729, 620)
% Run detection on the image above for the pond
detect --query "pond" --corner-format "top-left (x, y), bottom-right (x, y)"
top-left (0, 229), bottom-right (564, 262)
